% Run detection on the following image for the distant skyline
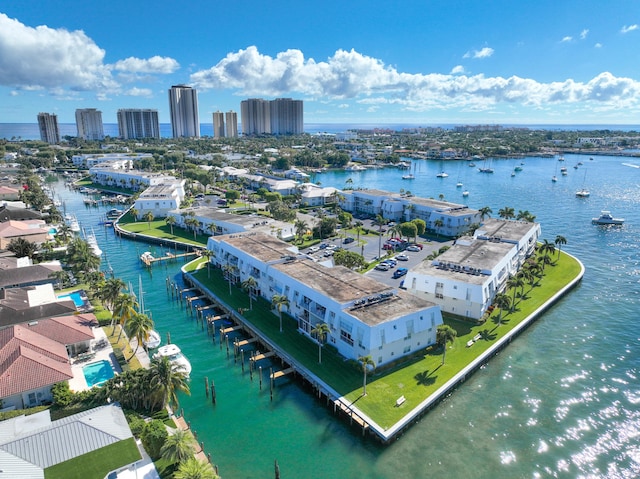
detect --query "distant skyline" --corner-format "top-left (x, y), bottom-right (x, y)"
top-left (1, 1), bottom-right (640, 125)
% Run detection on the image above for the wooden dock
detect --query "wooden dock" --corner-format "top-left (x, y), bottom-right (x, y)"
top-left (334, 400), bottom-right (369, 430)
top-left (141, 251), bottom-right (199, 266)
top-left (235, 337), bottom-right (258, 348)
top-left (270, 367), bottom-right (294, 380)
top-left (250, 351), bottom-right (275, 363)
top-left (220, 325), bottom-right (243, 335)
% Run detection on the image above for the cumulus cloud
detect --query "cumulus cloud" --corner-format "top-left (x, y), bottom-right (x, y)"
top-left (124, 87), bottom-right (153, 97)
top-left (450, 65), bottom-right (465, 74)
top-left (112, 55), bottom-right (180, 74)
top-left (621, 24), bottom-right (638, 33)
top-left (580, 29), bottom-right (589, 39)
top-left (595, 42), bottom-right (602, 48)
top-left (190, 46), bottom-right (640, 112)
top-left (0, 13), bottom-right (116, 91)
top-left (561, 36), bottom-right (573, 42)
top-left (463, 47), bottom-right (494, 59)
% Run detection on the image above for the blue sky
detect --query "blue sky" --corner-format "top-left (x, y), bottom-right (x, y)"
top-left (1, 0), bottom-right (640, 125)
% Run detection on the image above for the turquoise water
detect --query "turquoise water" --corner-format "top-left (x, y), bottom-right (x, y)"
top-left (51, 153), bottom-right (640, 478)
top-left (83, 359), bottom-right (115, 387)
top-left (57, 290), bottom-right (85, 308)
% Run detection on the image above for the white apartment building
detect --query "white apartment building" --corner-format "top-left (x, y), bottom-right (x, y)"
top-left (169, 85), bottom-right (200, 138)
top-left (225, 111), bottom-right (238, 138)
top-left (117, 109), bottom-right (160, 139)
top-left (404, 219), bottom-right (541, 320)
top-left (73, 153), bottom-right (152, 168)
top-left (213, 111), bottom-right (225, 138)
top-left (75, 108), bottom-right (104, 141)
top-left (133, 181), bottom-right (186, 219)
top-left (89, 162), bottom-right (182, 193)
top-left (241, 98), bottom-right (271, 136)
top-left (207, 233), bottom-right (442, 366)
top-left (299, 184), bottom-right (337, 206)
top-left (340, 189), bottom-right (480, 237)
top-left (37, 113), bottom-right (60, 144)
top-left (170, 206), bottom-right (294, 239)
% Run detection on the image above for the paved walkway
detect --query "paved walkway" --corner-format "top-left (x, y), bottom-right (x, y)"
top-left (68, 327), bottom-right (121, 392)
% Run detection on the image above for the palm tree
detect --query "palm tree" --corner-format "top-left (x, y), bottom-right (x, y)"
top-left (165, 215), bottom-right (177, 235)
top-left (130, 207), bottom-right (139, 221)
top-left (311, 322), bottom-right (331, 364)
top-left (222, 264), bottom-right (237, 295)
top-left (478, 206), bottom-right (492, 221)
top-left (354, 220), bottom-right (363, 245)
top-left (207, 221), bottom-right (217, 237)
top-left (433, 219), bottom-right (444, 238)
top-left (498, 206), bottom-right (515, 219)
top-left (173, 458), bottom-right (219, 479)
top-left (112, 292), bottom-right (139, 338)
top-left (494, 293), bottom-right (511, 325)
top-left (148, 355), bottom-right (191, 411)
top-left (143, 211), bottom-right (154, 229)
top-left (506, 275), bottom-right (524, 310)
top-left (436, 324), bottom-right (457, 365)
top-left (241, 276), bottom-right (258, 310)
top-left (271, 294), bottom-right (290, 333)
top-left (99, 277), bottom-right (125, 312)
top-left (160, 429), bottom-right (195, 465)
top-left (516, 210), bottom-right (536, 222)
top-left (358, 355), bottom-right (376, 396)
top-left (125, 312), bottom-right (154, 359)
top-left (185, 218), bottom-right (200, 239)
top-left (538, 239), bottom-right (556, 270)
top-left (66, 237), bottom-right (101, 279)
top-left (294, 219), bottom-right (308, 244)
top-left (554, 235), bottom-right (567, 257)
top-left (201, 249), bottom-right (214, 278)
top-left (7, 238), bottom-right (38, 259)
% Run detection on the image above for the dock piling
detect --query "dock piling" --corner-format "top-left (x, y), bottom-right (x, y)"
top-left (205, 377), bottom-right (209, 398)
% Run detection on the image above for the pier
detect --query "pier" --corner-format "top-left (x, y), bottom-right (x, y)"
top-left (141, 251), bottom-right (200, 267)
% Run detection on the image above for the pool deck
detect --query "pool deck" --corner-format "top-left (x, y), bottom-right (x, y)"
top-left (68, 327), bottom-right (122, 392)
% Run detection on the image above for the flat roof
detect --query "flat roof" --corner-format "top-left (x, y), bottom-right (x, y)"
top-left (187, 207), bottom-right (262, 227)
top-left (219, 233), bottom-right (297, 263)
top-left (475, 218), bottom-right (538, 241)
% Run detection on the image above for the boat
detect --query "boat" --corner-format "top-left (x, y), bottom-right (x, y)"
top-left (143, 330), bottom-right (161, 349)
top-left (140, 251), bottom-right (154, 262)
top-left (462, 190), bottom-right (469, 197)
top-left (551, 176), bottom-right (558, 182)
top-left (436, 172), bottom-right (448, 178)
top-left (592, 211), bottom-right (624, 226)
top-left (514, 166), bottom-right (523, 172)
top-left (456, 182), bottom-right (463, 188)
top-left (576, 169), bottom-right (590, 197)
top-left (153, 344), bottom-right (192, 375)
top-left (558, 155), bottom-right (565, 161)
top-left (478, 167), bottom-right (494, 173)
top-left (345, 164), bottom-right (366, 171)
top-left (106, 208), bottom-right (123, 220)
top-left (86, 229), bottom-right (102, 257)
top-left (511, 171), bottom-right (516, 177)
top-left (468, 162), bottom-right (476, 167)
top-left (402, 174), bottom-right (415, 180)
top-left (66, 214), bottom-right (80, 232)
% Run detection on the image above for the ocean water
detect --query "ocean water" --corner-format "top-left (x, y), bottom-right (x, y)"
top-left (3, 123), bottom-right (640, 141)
top-left (50, 153), bottom-right (640, 478)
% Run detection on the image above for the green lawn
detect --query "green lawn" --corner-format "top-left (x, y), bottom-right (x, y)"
top-left (189, 251), bottom-right (581, 429)
top-left (118, 215), bottom-right (209, 247)
top-left (44, 438), bottom-right (141, 479)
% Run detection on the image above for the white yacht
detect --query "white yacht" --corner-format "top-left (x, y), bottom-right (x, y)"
top-left (153, 344), bottom-right (192, 375)
top-left (66, 214), bottom-right (80, 233)
top-left (436, 172), bottom-right (449, 178)
top-left (575, 188), bottom-right (590, 198)
top-left (143, 330), bottom-right (161, 349)
top-left (402, 174), bottom-right (415, 180)
top-left (86, 229), bottom-right (102, 257)
top-left (592, 211), bottom-right (624, 226)
top-left (140, 251), bottom-right (154, 263)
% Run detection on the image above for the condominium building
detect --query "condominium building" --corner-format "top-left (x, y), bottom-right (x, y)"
top-left (270, 98), bottom-right (303, 135)
top-left (240, 98), bottom-right (303, 136)
top-left (117, 109), bottom-right (160, 139)
top-left (168, 85), bottom-right (200, 138)
top-left (212, 111), bottom-right (225, 138)
top-left (75, 108), bottom-right (104, 141)
top-left (207, 232), bottom-right (442, 366)
top-left (37, 113), bottom-right (60, 144)
top-left (225, 111), bottom-right (238, 138)
top-left (241, 98), bottom-right (271, 136)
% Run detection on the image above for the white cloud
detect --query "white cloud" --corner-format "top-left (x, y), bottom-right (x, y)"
top-left (561, 36), bottom-right (573, 42)
top-left (621, 24), bottom-right (638, 34)
top-left (451, 65), bottom-right (465, 74)
top-left (190, 46), bottom-right (640, 113)
top-left (463, 47), bottom-right (494, 59)
top-left (112, 55), bottom-right (180, 74)
top-left (0, 13), bottom-right (116, 91)
top-left (595, 42), bottom-right (602, 48)
top-left (338, 104), bottom-right (349, 109)
top-left (124, 87), bottom-right (153, 97)
top-left (580, 29), bottom-right (589, 39)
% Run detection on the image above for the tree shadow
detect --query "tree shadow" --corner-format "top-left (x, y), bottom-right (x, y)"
top-left (479, 328), bottom-right (497, 341)
top-left (414, 365), bottom-right (440, 387)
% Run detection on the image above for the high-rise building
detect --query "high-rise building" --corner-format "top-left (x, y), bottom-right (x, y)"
top-left (241, 99), bottom-right (271, 136)
top-left (212, 111), bottom-right (225, 138)
top-left (225, 111), bottom-right (238, 138)
top-left (270, 98), bottom-right (304, 135)
top-left (168, 85), bottom-right (200, 138)
top-left (37, 113), bottom-right (60, 144)
top-left (75, 108), bottom-right (104, 140)
top-left (117, 109), bottom-right (160, 139)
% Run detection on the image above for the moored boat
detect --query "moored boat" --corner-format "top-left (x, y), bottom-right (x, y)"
top-left (153, 344), bottom-right (192, 375)
top-left (592, 211), bottom-right (624, 226)
top-left (143, 330), bottom-right (161, 349)
top-left (402, 174), bottom-right (415, 180)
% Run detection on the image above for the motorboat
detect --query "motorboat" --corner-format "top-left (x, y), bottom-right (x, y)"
top-left (456, 182), bottom-right (463, 188)
top-left (106, 208), bottom-right (123, 220)
top-left (153, 344), bottom-right (192, 375)
top-left (575, 188), bottom-right (590, 198)
top-left (143, 330), bottom-right (161, 349)
top-left (462, 190), bottom-right (469, 197)
top-left (66, 214), bottom-right (80, 232)
top-left (558, 155), bottom-right (565, 161)
top-left (436, 172), bottom-right (449, 178)
top-left (140, 251), bottom-right (154, 263)
top-left (402, 174), bottom-right (415, 180)
top-left (86, 229), bottom-right (102, 257)
top-left (551, 176), bottom-right (558, 182)
top-left (592, 211), bottom-right (624, 226)
top-left (478, 167), bottom-right (494, 173)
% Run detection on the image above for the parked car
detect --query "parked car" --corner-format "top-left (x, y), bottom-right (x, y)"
top-left (406, 245), bottom-right (421, 252)
top-left (343, 237), bottom-right (355, 244)
top-left (395, 254), bottom-right (409, 261)
top-left (393, 267), bottom-right (408, 278)
top-left (407, 242), bottom-right (423, 250)
top-left (308, 246), bottom-right (320, 253)
top-left (323, 250), bottom-right (334, 257)
top-left (375, 263), bottom-right (390, 271)
top-left (318, 243), bottom-right (328, 249)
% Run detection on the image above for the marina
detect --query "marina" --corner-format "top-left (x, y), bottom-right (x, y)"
top-left (46, 152), bottom-right (640, 478)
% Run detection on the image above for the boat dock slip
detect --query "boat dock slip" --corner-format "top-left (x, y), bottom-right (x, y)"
top-left (250, 351), bottom-right (275, 363)
top-left (207, 314), bottom-right (228, 323)
top-left (187, 295), bottom-right (207, 302)
top-left (235, 337), bottom-right (258, 348)
top-left (141, 251), bottom-right (199, 266)
top-left (220, 325), bottom-right (243, 335)
top-left (270, 367), bottom-right (294, 380)
top-left (334, 400), bottom-right (370, 432)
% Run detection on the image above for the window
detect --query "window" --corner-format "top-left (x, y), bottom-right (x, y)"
top-left (436, 282), bottom-right (444, 288)
top-left (340, 330), bottom-right (354, 346)
top-left (403, 346), bottom-right (411, 354)
top-left (435, 293), bottom-right (444, 299)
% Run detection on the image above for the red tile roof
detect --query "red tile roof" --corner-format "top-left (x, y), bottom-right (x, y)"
top-left (27, 314), bottom-right (97, 345)
top-left (0, 346), bottom-right (72, 397)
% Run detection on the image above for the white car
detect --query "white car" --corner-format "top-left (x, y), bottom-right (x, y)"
top-left (395, 254), bottom-right (409, 261)
top-left (308, 246), bottom-right (320, 253)
top-left (406, 245), bottom-right (421, 252)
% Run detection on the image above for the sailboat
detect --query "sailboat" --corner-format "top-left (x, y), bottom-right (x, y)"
top-left (478, 158), bottom-right (494, 173)
top-left (576, 169), bottom-right (590, 197)
top-left (552, 162), bottom-right (558, 182)
top-left (135, 276), bottom-right (161, 349)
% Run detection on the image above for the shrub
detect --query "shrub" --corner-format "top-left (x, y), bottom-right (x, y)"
top-left (51, 382), bottom-right (73, 407)
top-left (141, 419), bottom-right (168, 459)
top-left (128, 415), bottom-right (147, 437)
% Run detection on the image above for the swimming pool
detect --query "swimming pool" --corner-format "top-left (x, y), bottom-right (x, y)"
top-left (57, 290), bottom-right (85, 308)
top-left (82, 360), bottom-right (115, 388)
